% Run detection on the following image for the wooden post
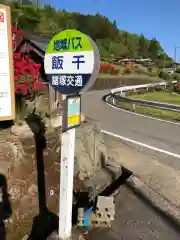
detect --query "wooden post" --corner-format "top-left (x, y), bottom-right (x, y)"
top-left (48, 83), bottom-right (55, 128)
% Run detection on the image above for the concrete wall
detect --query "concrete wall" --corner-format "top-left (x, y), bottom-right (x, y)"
top-left (90, 76), bottom-right (161, 91)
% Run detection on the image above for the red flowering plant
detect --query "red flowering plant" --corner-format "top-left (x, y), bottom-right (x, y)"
top-left (12, 26), bottom-right (46, 121)
top-left (13, 52), bottom-right (45, 100)
top-left (99, 63), bottom-right (119, 75)
top-left (173, 83), bottom-right (180, 94)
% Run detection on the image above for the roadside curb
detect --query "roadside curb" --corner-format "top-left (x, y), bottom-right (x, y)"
top-left (126, 174), bottom-right (180, 227)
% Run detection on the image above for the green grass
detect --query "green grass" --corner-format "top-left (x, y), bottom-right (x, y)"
top-left (118, 102), bottom-right (180, 121)
top-left (118, 90), bottom-right (180, 121)
top-left (99, 73), bottom-right (120, 78)
top-left (99, 73), bottom-right (154, 79)
top-left (129, 91), bottom-right (180, 105)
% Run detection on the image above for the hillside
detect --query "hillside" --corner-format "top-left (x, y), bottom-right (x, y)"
top-left (2, 1), bottom-right (173, 67)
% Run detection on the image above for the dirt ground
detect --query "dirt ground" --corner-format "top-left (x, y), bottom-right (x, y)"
top-left (1, 120), bottom-right (180, 239)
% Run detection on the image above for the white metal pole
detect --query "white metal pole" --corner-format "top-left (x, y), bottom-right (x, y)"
top-left (59, 127), bottom-right (75, 239)
top-left (92, 125), bottom-right (96, 202)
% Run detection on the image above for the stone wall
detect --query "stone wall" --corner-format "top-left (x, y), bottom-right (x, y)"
top-left (90, 76), bottom-right (161, 91)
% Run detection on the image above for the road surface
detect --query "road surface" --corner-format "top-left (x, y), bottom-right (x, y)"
top-left (82, 90), bottom-right (180, 169)
top-left (88, 185), bottom-right (180, 240)
top-left (81, 89), bottom-right (180, 239)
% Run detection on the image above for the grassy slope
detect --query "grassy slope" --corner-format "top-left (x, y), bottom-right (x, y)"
top-left (118, 91), bottom-right (180, 121)
top-left (130, 91), bottom-right (180, 105)
top-left (118, 102), bottom-right (180, 121)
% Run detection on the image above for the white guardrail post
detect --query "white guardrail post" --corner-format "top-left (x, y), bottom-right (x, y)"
top-left (109, 81), bottom-right (179, 112)
top-left (111, 81), bottom-right (177, 95)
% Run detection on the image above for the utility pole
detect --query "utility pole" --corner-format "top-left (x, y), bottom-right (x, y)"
top-left (174, 47), bottom-right (177, 73)
top-left (174, 46), bottom-right (180, 73)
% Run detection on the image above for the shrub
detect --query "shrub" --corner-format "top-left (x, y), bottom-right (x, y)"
top-left (134, 67), bottom-right (145, 74)
top-left (172, 74), bottom-right (180, 80)
top-left (175, 68), bottom-right (180, 73)
top-left (111, 68), bottom-right (119, 75)
top-left (173, 84), bottom-right (180, 94)
top-left (123, 67), bottom-right (132, 74)
top-left (99, 63), bottom-right (119, 75)
top-left (12, 27), bottom-right (46, 121)
top-left (147, 67), bottom-right (152, 72)
top-left (99, 63), bottom-right (111, 74)
top-left (154, 86), bottom-right (163, 92)
top-left (147, 72), bottom-right (158, 77)
top-left (158, 71), bottom-right (170, 80)
top-left (13, 48), bottom-right (45, 100)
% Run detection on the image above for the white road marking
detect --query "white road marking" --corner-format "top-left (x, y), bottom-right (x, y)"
top-left (105, 95), bottom-right (180, 126)
top-left (101, 129), bottom-right (180, 159)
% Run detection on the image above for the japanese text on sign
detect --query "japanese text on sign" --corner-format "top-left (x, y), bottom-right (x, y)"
top-left (52, 55), bottom-right (85, 70)
top-left (53, 37), bottom-right (82, 51)
top-left (52, 75), bottom-right (83, 87)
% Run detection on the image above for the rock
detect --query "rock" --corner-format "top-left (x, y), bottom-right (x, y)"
top-left (0, 142), bottom-right (15, 176)
top-left (75, 119), bottom-right (108, 178)
top-left (0, 160), bottom-right (11, 176)
top-left (74, 119), bottom-right (122, 198)
top-left (18, 194), bottom-right (38, 216)
top-left (47, 231), bottom-right (59, 240)
top-left (11, 123), bottom-right (34, 138)
top-left (78, 170), bottom-right (89, 181)
top-left (9, 185), bottom-right (22, 201)
top-left (21, 234), bottom-right (28, 240)
top-left (27, 184), bottom-right (38, 197)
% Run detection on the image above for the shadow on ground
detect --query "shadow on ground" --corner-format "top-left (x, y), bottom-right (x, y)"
top-left (126, 180), bottom-right (180, 234)
top-left (0, 174), bottom-right (12, 240)
top-left (0, 121), bottom-right (13, 130)
top-left (26, 111), bottom-right (59, 239)
top-left (72, 166), bottom-right (132, 226)
top-left (100, 153), bottom-right (117, 182)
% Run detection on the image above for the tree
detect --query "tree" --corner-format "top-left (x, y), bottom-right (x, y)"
top-left (122, 31), bottom-right (128, 45)
top-left (138, 34), bottom-right (148, 58)
top-left (113, 20), bottom-right (117, 29)
top-left (148, 38), bottom-right (160, 60)
top-left (7, 2), bottom-right (173, 62)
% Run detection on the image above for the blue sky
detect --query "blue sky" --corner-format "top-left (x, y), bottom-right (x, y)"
top-left (42, 0), bottom-right (179, 59)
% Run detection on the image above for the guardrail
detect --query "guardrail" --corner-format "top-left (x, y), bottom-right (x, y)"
top-left (112, 95), bottom-right (180, 112)
top-left (107, 80), bottom-right (180, 113)
top-left (111, 80), bottom-right (177, 95)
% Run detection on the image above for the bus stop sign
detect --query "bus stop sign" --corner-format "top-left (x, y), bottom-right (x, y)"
top-left (44, 29), bottom-right (100, 95)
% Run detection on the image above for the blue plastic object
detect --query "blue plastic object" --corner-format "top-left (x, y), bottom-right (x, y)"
top-left (84, 207), bottom-right (93, 227)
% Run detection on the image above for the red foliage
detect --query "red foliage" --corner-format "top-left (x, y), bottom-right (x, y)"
top-left (99, 63), bottom-right (119, 75)
top-left (173, 83), bottom-right (180, 94)
top-left (12, 26), bottom-right (24, 51)
top-left (12, 27), bottom-right (46, 100)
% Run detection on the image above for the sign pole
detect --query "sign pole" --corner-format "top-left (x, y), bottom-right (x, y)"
top-left (59, 126), bottom-right (75, 239)
top-left (44, 29), bottom-right (100, 240)
top-left (59, 94), bottom-right (82, 239)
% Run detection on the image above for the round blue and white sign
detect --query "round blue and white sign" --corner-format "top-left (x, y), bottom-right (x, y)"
top-left (44, 29), bottom-right (100, 95)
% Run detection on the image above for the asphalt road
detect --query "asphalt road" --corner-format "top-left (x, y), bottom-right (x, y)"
top-left (81, 89), bottom-right (180, 239)
top-left (89, 185), bottom-right (180, 240)
top-left (82, 90), bottom-right (180, 168)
